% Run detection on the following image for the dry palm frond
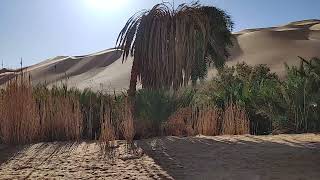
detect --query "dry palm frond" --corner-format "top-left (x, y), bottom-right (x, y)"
top-left (116, 2), bottom-right (233, 94)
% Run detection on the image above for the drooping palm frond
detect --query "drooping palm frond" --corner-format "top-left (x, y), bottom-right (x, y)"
top-left (116, 2), bottom-right (233, 94)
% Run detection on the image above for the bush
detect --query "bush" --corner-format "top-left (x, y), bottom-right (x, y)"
top-left (134, 89), bottom-right (177, 137)
top-left (272, 58), bottom-right (320, 133)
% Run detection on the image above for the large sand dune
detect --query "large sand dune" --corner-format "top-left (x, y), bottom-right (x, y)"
top-left (227, 19), bottom-right (320, 78)
top-left (1, 19), bottom-right (320, 92)
top-left (0, 134), bottom-right (319, 179)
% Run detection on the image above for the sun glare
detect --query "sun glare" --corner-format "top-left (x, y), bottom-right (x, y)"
top-left (85, 0), bottom-right (128, 12)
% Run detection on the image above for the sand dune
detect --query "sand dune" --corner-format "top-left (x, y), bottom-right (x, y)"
top-left (0, 134), bottom-right (319, 179)
top-left (0, 19), bottom-right (320, 92)
top-left (228, 19), bottom-right (320, 77)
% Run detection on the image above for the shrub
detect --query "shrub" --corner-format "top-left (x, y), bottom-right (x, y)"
top-left (271, 58), bottom-right (320, 133)
top-left (134, 89), bottom-right (176, 137)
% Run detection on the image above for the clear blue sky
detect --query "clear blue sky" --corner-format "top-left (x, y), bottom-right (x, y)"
top-left (0, 0), bottom-right (319, 68)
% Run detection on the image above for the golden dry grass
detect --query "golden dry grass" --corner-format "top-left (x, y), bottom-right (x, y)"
top-left (222, 102), bottom-right (250, 135)
top-left (39, 95), bottom-right (83, 141)
top-left (99, 97), bottom-right (135, 148)
top-left (163, 103), bottom-right (250, 137)
top-left (99, 102), bottom-right (116, 144)
top-left (121, 98), bottom-right (135, 144)
top-left (0, 77), bottom-right (83, 144)
top-left (196, 106), bottom-right (222, 136)
top-left (0, 77), bottom-right (40, 144)
top-left (163, 107), bottom-right (194, 136)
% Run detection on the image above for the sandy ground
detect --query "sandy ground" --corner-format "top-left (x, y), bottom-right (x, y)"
top-left (0, 134), bottom-right (319, 180)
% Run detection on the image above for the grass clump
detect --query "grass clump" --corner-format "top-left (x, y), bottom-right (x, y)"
top-left (0, 78), bottom-right (40, 144)
top-left (0, 78), bottom-right (83, 144)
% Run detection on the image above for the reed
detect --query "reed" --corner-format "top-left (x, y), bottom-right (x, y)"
top-left (38, 94), bottom-right (83, 141)
top-left (163, 107), bottom-right (194, 136)
top-left (0, 77), bottom-right (83, 144)
top-left (222, 102), bottom-right (250, 135)
top-left (99, 104), bottom-right (116, 144)
top-left (98, 96), bottom-right (135, 143)
top-left (121, 97), bottom-right (135, 144)
top-left (0, 77), bottom-right (40, 144)
top-left (196, 106), bottom-right (221, 136)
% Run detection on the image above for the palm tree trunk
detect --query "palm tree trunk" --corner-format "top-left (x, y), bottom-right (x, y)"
top-left (128, 59), bottom-right (138, 97)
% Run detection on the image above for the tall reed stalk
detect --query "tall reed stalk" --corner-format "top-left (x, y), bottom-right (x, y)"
top-left (0, 77), bottom-right (83, 144)
top-left (121, 97), bottom-right (135, 144)
top-left (196, 106), bottom-right (221, 136)
top-left (0, 77), bottom-right (40, 144)
top-left (222, 102), bottom-right (250, 135)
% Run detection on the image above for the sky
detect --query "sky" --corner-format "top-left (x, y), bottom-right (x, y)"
top-left (0, 0), bottom-right (319, 68)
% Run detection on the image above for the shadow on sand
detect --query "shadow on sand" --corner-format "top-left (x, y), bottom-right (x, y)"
top-left (137, 135), bottom-right (320, 180)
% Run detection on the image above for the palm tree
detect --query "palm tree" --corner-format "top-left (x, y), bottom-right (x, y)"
top-left (116, 2), bottom-right (233, 96)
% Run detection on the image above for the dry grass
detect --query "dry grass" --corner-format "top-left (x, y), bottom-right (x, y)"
top-left (38, 95), bottom-right (83, 141)
top-left (99, 96), bottom-right (135, 148)
top-left (163, 107), bottom-right (194, 136)
top-left (222, 102), bottom-right (250, 135)
top-left (196, 106), bottom-right (222, 136)
top-left (0, 77), bottom-right (40, 144)
top-left (163, 102), bottom-right (250, 137)
top-left (121, 97), bottom-right (135, 144)
top-left (99, 102), bottom-right (116, 145)
top-left (0, 77), bottom-right (83, 144)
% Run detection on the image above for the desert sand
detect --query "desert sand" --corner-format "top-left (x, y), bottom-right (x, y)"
top-left (0, 134), bottom-right (319, 180)
top-left (0, 19), bottom-right (320, 92)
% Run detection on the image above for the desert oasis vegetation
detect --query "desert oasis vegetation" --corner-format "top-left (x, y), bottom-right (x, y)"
top-left (0, 1), bottom-right (320, 179)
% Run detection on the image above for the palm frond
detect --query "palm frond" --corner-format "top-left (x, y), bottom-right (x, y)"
top-left (116, 2), bottom-right (233, 91)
